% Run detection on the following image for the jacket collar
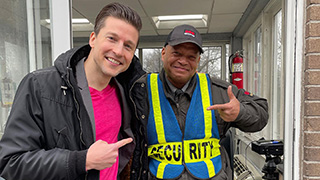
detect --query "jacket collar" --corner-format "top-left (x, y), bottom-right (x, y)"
top-left (54, 44), bottom-right (91, 79)
top-left (53, 44), bottom-right (145, 91)
top-left (159, 69), bottom-right (197, 100)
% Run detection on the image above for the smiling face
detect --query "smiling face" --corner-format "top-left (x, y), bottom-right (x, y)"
top-left (86, 16), bottom-right (139, 85)
top-left (161, 42), bottom-right (201, 89)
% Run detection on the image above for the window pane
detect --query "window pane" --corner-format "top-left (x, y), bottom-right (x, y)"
top-left (0, 1), bottom-right (29, 135)
top-left (142, 48), bottom-right (162, 73)
top-left (199, 46), bottom-right (222, 78)
top-left (244, 40), bottom-right (252, 90)
top-left (135, 49), bottom-right (139, 58)
top-left (226, 44), bottom-right (230, 82)
top-left (254, 26), bottom-right (262, 96)
top-left (273, 10), bottom-right (283, 139)
top-left (39, 0), bottom-right (52, 69)
top-left (0, 0), bottom-right (51, 136)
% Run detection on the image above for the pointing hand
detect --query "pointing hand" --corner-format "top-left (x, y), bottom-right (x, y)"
top-left (86, 138), bottom-right (133, 170)
top-left (206, 86), bottom-right (240, 122)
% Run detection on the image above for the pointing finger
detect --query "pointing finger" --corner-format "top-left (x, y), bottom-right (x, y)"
top-left (207, 86), bottom-right (234, 111)
top-left (114, 138), bottom-right (133, 149)
top-left (207, 103), bottom-right (227, 111)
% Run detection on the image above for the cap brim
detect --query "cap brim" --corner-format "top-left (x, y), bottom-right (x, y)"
top-left (168, 40), bottom-right (204, 54)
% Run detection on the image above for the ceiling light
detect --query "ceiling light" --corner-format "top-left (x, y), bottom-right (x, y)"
top-left (45, 18), bottom-right (90, 24)
top-left (153, 14), bottom-right (208, 29)
top-left (157, 14), bottom-right (204, 21)
top-left (72, 18), bottom-right (89, 24)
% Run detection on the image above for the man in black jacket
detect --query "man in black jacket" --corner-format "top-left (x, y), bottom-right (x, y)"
top-left (129, 24), bottom-right (268, 179)
top-left (0, 2), bottom-right (142, 180)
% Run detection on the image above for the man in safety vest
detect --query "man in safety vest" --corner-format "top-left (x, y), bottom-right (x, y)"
top-left (128, 24), bottom-right (269, 180)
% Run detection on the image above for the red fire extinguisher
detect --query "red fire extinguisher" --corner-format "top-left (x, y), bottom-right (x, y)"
top-left (229, 51), bottom-right (243, 89)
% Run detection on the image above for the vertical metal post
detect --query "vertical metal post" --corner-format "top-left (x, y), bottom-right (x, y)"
top-left (49, 0), bottom-right (72, 63)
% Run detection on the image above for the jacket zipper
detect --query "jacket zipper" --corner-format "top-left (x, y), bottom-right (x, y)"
top-left (129, 81), bottom-right (141, 126)
top-left (65, 69), bottom-right (86, 147)
top-left (129, 81), bottom-right (146, 179)
top-left (139, 125), bottom-right (146, 179)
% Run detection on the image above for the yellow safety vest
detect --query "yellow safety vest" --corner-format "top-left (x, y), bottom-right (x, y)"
top-left (147, 73), bottom-right (222, 179)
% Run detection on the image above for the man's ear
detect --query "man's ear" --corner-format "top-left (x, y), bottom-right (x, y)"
top-left (161, 47), bottom-right (166, 62)
top-left (89, 32), bottom-right (96, 48)
top-left (196, 55), bottom-right (201, 64)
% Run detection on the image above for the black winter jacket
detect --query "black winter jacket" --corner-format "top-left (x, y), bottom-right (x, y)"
top-left (0, 44), bottom-right (137, 180)
top-left (129, 72), bottom-right (269, 180)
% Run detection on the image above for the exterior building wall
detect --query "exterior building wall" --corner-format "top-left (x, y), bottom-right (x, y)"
top-left (304, 0), bottom-right (320, 179)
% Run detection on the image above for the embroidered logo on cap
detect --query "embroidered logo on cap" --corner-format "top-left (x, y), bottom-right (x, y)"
top-left (184, 30), bottom-right (195, 37)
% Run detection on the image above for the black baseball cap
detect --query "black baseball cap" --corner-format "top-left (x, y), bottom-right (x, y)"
top-left (164, 24), bottom-right (203, 53)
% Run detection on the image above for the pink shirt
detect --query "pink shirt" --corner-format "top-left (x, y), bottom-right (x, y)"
top-left (89, 81), bottom-right (122, 180)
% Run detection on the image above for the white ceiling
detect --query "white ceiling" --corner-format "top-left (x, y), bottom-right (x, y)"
top-left (72, 0), bottom-right (252, 38)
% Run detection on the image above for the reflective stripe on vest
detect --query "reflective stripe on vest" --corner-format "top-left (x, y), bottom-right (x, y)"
top-left (148, 138), bottom-right (220, 164)
top-left (147, 73), bottom-right (222, 179)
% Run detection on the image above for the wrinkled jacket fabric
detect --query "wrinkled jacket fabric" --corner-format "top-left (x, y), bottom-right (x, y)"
top-left (129, 71), bottom-right (269, 180)
top-left (0, 44), bottom-right (137, 180)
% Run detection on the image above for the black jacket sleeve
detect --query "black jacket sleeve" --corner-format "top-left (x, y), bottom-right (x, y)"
top-left (0, 73), bottom-right (87, 180)
top-left (233, 87), bottom-right (269, 132)
top-left (211, 77), bottom-right (268, 134)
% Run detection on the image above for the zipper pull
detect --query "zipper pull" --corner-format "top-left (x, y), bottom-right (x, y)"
top-left (61, 85), bottom-right (67, 95)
